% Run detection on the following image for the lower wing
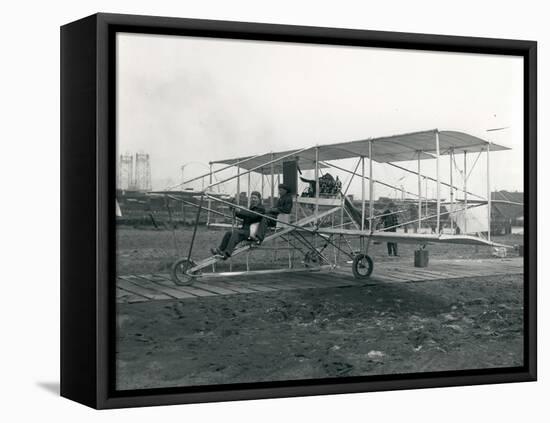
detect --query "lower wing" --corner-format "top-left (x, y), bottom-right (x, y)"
top-left (310, 228), bottom-right (513, 248)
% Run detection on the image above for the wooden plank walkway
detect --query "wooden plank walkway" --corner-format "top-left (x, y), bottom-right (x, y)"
top-left (116, 257), bottom-right (523, 304)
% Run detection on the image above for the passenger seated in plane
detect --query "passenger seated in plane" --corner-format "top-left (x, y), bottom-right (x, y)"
top-left (210, 191), bottom-right (265, 259)
top-left (256, 183), bottom-right (293, 241)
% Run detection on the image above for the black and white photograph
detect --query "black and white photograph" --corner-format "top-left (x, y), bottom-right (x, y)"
top-left (3, 0), bottom-right (547, 419)
top-left (114, 31), bottom-right (526, 391)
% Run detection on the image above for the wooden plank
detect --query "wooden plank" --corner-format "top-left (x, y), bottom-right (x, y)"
top-left (400, 263), bottom-right (517, 280)
top-left (153, 278), bottom-right (216, 297)
top-left (174, 285), bottom-right (218, 297)
top-left (116, 287), bottom-right (148, 303)
top-left (434, 261), bottom-right (486, 269)
top-left (438, 261), bottom-right (502, 270)
top-left (383, 274), bottom-right (427, 282)
top-left (436, 269), bottom-right (488, 278)
top-left (374, 271), bottom-right (416, 282)
top-left (437, 258), bottom-right (522, 266)
top-left (347, 260), bottom-right (509, 285)
top-left (470, 263), bottom-right (523, 273)
top-left (428, 266), bottom-right (491, 278)
top-left (385, 271), bottom-right (431, 281)
top-left (137, 274), bottom-right (172, 283)
top-left (375, 258), bottom-right (525, 281)
top-left (238, 284), bottom-right (277, 292)
top-left (401, 268), bottom-right (460, 280)
top-left (238, 272), bottom-right (358, 290)
top-left (266, 274), bottom-right (327, 288)
top-left (413, 272), bottom-right (464, 280)
top-left (285, 279), bottom-right (338, 289)
top-left (152, 273), bottom-right (172, 281)
top-left (385, 267), bottom-right (440, 277)
top-left (256, 283), bottom-right (300, 291)
top-left (260, 276), bottom-right (329, 290)
top-left (376, 266), bottom-right (420, 275)
top-left (417, 269), bottom-right (484, 280)
top-left (370, 275), bottom-right (405, 283)
top-left (191, 281), bottom-right (237, 295)
top-left (407, 264), bottom-right (482, 278)
top-left (221, 275), bottom-right (295, 289)
top-left (205, 280), bottom-right (258, 294)
top-left (158, 281), bottom-right (217, 297)
top-left (121, 275), bottom-right (180, 299)
top-left (269, 282), bottom-right (316, 290)
top-left (384, 273), bottom-right (430, 282)
top-left (134, 276), bottom-right (196, 299)
top-left (205, 278), bottom-right (278, 293)
top-left (117, 278), bottom-right (172, 300)
top-left (237, 276), bottom-right (302, 291)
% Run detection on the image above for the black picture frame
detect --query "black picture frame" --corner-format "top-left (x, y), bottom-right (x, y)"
top-left (60, 12), bottom-right (537, 409)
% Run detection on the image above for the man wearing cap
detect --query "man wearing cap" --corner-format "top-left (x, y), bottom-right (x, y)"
top-left (257, 183), bottom-right (294, 240)
top-left (211, 191), bottom-right (265, 259)
top-left (271, 183), bottom-right (293, 215)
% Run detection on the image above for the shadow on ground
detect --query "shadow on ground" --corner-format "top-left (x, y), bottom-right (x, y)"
top-left (36, 381), bottom-right (60, 396)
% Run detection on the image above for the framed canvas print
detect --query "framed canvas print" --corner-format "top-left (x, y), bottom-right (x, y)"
top-left (60, 13), bottom-right (537, 409)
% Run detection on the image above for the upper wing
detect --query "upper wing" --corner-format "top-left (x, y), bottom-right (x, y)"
top-left (211, 129), bottom-right (510, 168)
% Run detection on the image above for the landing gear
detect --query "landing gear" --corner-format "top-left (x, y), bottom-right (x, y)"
top-left (352, 253), bottom-right (373, 279)
top-left (171, 258), bottom-right (197, 286)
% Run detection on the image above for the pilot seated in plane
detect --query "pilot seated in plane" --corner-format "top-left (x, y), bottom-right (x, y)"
top-left (210, 191), bottom-right (265, 260)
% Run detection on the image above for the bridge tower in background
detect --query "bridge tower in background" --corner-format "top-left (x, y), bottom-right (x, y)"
top-left (117, 154), bottom-right (134, 191)
top-left (134, 153), bottom-right (152, 192)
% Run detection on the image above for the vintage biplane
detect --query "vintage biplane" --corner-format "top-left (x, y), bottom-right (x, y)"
top-left (154, 129), bottom-right (520, 286)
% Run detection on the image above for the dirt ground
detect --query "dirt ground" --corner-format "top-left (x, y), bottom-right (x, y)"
top-left (115, 227), bottom-right (524, 390)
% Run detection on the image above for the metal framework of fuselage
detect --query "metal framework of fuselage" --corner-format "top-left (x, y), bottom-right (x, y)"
top-left (164, 129), bottom-right (511, 281)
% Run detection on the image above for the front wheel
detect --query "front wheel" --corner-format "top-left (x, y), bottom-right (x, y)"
top-left (352, 254), bottom-right (373, 279)
top-left (171, 258), bottom-right (197, 286)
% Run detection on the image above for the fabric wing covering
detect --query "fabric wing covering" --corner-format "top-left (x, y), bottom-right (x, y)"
top-left (451, 204), bottom-right (489, 234)
top-left (212, 129), bottom-right (510, 174)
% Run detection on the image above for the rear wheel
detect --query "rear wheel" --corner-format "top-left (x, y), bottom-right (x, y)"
top-left (352, 254), bottom-right (373, 279)
top-left (171, 258), bottom-right (197, 286)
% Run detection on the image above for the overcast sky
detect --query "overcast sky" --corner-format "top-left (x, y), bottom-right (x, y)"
top-left (117, 32), bottom-right (523, 200)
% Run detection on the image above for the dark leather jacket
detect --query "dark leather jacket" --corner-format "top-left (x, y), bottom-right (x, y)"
top-left (271, 193), bottom-right (293, 215)
top-left (236, 204), bottom-right (266, 229)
